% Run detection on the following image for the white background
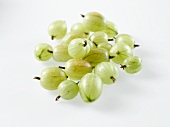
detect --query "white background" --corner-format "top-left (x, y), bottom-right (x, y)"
top-left (0, 0), bottom-right (170, 127)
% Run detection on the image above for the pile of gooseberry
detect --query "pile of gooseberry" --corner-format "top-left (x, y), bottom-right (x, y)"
top-left (34, 12), bottom-right (142, 103)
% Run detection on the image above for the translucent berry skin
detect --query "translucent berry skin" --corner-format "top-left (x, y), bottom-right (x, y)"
top-left (64, 59), bottom-right (93, 80)
top-left (52, 44), bottom-right (72, 62)
top-left (62, 31), bottom-right (88, 45)
top-left (94, 62), bottom-right (119, 84)
top-left (57, 80), bottom-right (79, 100)
top-left (78, 73), bottom-right (103, 103)
top-left (34, 43), bottom-right (53, 61)
top-left (103, 21), bottom-right (118, 38)
top-left (71, 22), bottom-right (89, 34)
top-left (122, 56), bottom-right (142, 74)
top-left (109, 42), bottom-right (133, 64)
top-left (115, 34), bottom-right (135, 49)
top-left (48, 20), bottom-right (67, 39)
top-left (97, 42), bottom-right (112, 51)
top-left (68, 38), bottom-right (90, 59)
top-left (40, 67), bottom-right (67, 90)
top-left (82, 12), bottom-right (107, 32)
top-left (83, 48), bottom-right (110, 67)
top-left (89, 31), bottom-right (108, 45)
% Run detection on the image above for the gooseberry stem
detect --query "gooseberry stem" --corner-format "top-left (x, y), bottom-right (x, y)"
top-left (109, 56), bottom-right (115, 59)
top-left (51, 36), bottom-right (55, 40)
top-left (108, 39), bottom-right (114, 41)
top-left (134, 44), bottom-right (140, 48)
top-left (47, 50), bottom-right (53, 53)
top-left (120, 65), bottom-right (126, 70)
top-left (84, 40), bottom-right (87, 47)
top-left (59, 66), bottom-right (65, 69)
top-left (84, 32), bottom-right (89, 35)
top-left (55, 95), bottom-right (61, 101)
top-left (116, 51), bottom-right (120, 55)
top-left (93, 42), bottom-right (97, 47)
top-left (80, 14), bottom-right (85, 18)
top-left (108, 37), bottom-right (116, 41)
top-left (33, 76), bottom-right (41, 80)
top-left (110, 76), bottom-right (116, 83)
